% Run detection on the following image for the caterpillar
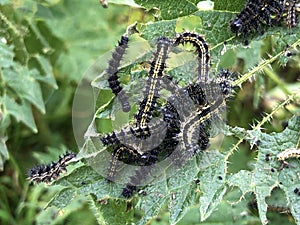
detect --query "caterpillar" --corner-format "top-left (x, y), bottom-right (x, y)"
top-left (277, 148), bottom-right (300, 161)
top-left (100, 118), bottom-right (168, 153)
top-left (106, 145), bottom-right (142, 181)
top-left (176, 69), bottom-right (235, 163)
top-left (180, 96), bottom-right (225, 156)
top-left (284, 0), bottom-right (298, 28)
top-left (107, 36), bottom-right (131, 112)
top-left (133, 37), bottom-right (171, 138)
top-left (122, 184), bottom-right (137, 198)
top-left (230, 0), bottom-right (285, 44)
top-left (173, 32), bottom-right (210, 82)
top-left (105, 86), bottom-right (181, 197)
top-left (105, 102), bottom-right (180, 187)
top-left (277, 148), bottom-right (300, 169)
top-left (28, 152), bottom-right (76, 183)
top-left (248, 199), bottom-right (291, 214)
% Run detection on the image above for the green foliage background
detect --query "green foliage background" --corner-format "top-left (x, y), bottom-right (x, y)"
top-left (0, 0), bottom-right (299, 225)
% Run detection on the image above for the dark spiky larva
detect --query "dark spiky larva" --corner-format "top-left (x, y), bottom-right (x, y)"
top-left (186, 83), bottom-right (211, 150)
top-left (284, 0), bottom-right (298, 28)
top-left (119, 72), bottom-right (236, 197)
top-left (28, 152), bottom-right (76, 183)
top-left (100, 131), bottom-right (119, 146)
top-left (230, 0), bottom-right (285, 44)
top-left (112, 95), bottom-right (181, 198)
top-left (106, 100), bottom-right (181, 196)
top-left (106, 145), bottom-right (140, 181)
top-left (173, 32), bottom-right (210, 81)
top-left (122, 184), bottom-right (137, 198)
top-left (181, 69), bottom-right (235, 158)
top-left (107, 36), bottom-right (131, 112)
top-left (133, 37), bottom-right (171, 138)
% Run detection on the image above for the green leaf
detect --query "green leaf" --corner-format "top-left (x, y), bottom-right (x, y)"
top-left (91, 198), bottom-right (135, 225)
top-left (0, 1), bottom-right (59, 168)
top-left (135, 179), bottom-right (168, 225)
top-left (214, 0), bottom-right (246, 11)
top-left (236, 40), bottom-right (262, 73)
top-left (3, 66), bottom-right (45, 114)
top-left (42, 0), bottom-right (130, 82)
top-left (168, 158), bottom-right (199, 224)
top-left (228, 116), bottom-right (300, 224)
top-left (31, 55), bottom-right (58, 89)
top-left (37, 195), bottom-right (92, 225)
top-left (135, 0), bottom-right (198, 20)
top-left (4, 95), bottom-right (37, 132)
top-left (174, 189), bottom-right (261, 225)
top-left (0, 40), bottom-right (14, 68)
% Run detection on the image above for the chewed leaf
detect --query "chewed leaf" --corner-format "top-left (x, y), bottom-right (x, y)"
top-left (228, 116), bottom-right (300, 224)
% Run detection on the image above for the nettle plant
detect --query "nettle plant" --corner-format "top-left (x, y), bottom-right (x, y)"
top-left (15, 0), bottom-right (300, 224)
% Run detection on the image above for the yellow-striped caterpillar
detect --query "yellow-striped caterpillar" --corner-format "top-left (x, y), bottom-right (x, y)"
top-left (284, 0), bottom-right (298, 28)
top-left (172, 74), bottom-right (233, 164)
top-left (173, 32), bottom-right (210, 82)
top-left (104, 108), bottom-right (180, 184)
top-left (28, 152), bottom-right (76, 183)
top-left (133, 37), bottom-right (171, 138)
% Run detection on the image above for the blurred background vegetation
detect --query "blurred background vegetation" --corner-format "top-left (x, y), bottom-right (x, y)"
top-left (0, 0), bottom-right (299, 224)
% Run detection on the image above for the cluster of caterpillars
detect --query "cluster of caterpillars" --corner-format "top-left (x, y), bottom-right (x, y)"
top-left (26, 1), bottom-right (300, 197)
top-left (231, 0), bottom-right (299, 44)
top-left (101, 31), bottom-right (235, 198)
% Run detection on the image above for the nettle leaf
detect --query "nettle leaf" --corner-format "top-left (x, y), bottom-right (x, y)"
top-left (48, 150), bottom-right (228, 224)
top-left (41, 0), bottom-right (130, 82)
top-left (30, 55), bottom-right (58, 89)
top-left (0, 41), bottom-right (14, 68)
top-left (214, 0), bottom-right (246, 11)
top-left (228, 116), bottom-right (300, 225)
top-left (37, 194), bottom-right (98, 225)
top-left (4, 94), bottom-right (37, 132)
top-left (3, 65), bottom-right (45, 114)
top-left (135, 0), bottom-right (198, 20)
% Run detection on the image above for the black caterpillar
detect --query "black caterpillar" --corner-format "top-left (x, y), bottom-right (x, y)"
top-left (105, 101), bottom-right (181, 183)
top-left (231, 0), bottom-right (298, 44)
top-left (107, 36), bottom-right (131, 112)
top-left (173, 32), bottom-right (210, 81)
top-left (284, 0), bottom-right (298, 28)
top-left (28, 152), bottom-right (76, 183)
top-left (133, 37), bottom-right (171, 138)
